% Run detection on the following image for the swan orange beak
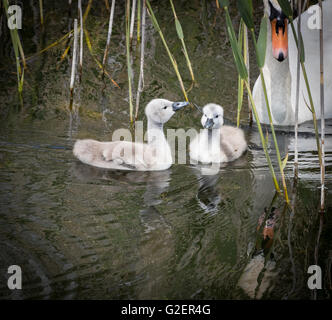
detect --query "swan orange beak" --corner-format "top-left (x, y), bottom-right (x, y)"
top-left (271, 18), bottom-right (288, 62)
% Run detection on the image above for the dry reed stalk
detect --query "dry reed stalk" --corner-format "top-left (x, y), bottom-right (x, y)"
top-left (102, 0), bottom-right (115, 69)
top-left (135, 0), bottom-right (146, 120)
top-left (130, 0), bottom-right (137, 41)
top-left (70, 19), bottom-right (78, 96)
top-left (318, 0), bottom-right (325, 213)
top-left (78, 0), bottom-right (83, 77)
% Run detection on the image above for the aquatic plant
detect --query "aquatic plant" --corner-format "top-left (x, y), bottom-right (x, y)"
top-left (219, 0), bottom-right (281, 194)
top-left (69, 18), bottom-right (78, 101)
top-left (277, 0), bottom-right (321, 167)
top-left (2, 0), bottom-right (25, 107)
top-left (78, 0), bottom-right (83, 78)
top-left (39, 0), bottom-right (44, 25)
top-left (126, 0), bottom-right (134, 123)
top-left (169, 0), bottom-right (195, 84)
top-left (102, 0), bottom-right (115, 69)
top-left (318, 0), bottom-right (325, 213)
top-left (135, 0), bottom-right (147, 120)
top-left (146, 0), bottom-right (188, 101)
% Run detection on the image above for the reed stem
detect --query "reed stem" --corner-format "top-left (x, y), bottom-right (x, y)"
top-left (3, 0), bottom-right (24, 105)
top-left (102, 0), bottom-right (116, 68)
top-left (245, 81), bottom-right (281, 192)
top-left (135, 0), bottom-right (146, 120)
top-left (169, 0), bottom-right (195, 83)
top-left (318, 0), bottom-right (325, 212)
top-left (84, 28), bottom-right (119, 87)
top-left (146, 0), bottom-right (188, 101)
top-left (243, 24), bottom-right (252, 125)
top-left (126, 0), bottom-right (134, 123)
top-left (289, 21), bottom-right (322, 167)
top-left (70, 19), bottom-right (78, 94)
top-left (39, 0), bottom-right (44, 25)
top-left (130, 0), bottom-right (137, 41)
top-left (251, 29), bottom-right (289, 202)
top-left (78, 0), bottom-right (83, 77)
top-left (236, 19), bottom-right (244, 127)
top-left (137, 0), bottom-right (141, 42)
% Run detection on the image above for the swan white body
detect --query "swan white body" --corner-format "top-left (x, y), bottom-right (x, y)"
top-left (189, 104), bottom-right (247, 163)
top-left (73, 99), bottom-right (188, 171)
top-left (253, 0), bottom-right (332, 125)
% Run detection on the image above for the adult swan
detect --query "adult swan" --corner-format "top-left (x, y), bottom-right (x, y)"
top-left (253, 0), bottom-right (332, 126)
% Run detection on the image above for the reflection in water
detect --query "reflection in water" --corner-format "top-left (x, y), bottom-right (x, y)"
top-left (238, 205), bottom-right (282, 299)
top-left (0, 0), bottom-right (331, 300)
top-left (72, 162), bottom-right (174, 299)
top-left (192, 167), bottom-right (222, 215)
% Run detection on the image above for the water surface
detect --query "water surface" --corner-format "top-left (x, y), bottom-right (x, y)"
top-left (0, 0), bottom-right (331, 299)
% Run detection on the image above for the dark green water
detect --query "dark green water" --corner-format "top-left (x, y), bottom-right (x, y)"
top-left (0, 0), bottom-right (331, 299)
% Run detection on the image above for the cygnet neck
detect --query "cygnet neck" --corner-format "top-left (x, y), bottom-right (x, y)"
top-left (207, 127), bottom-right (221, 143)
top-left (147, 117), bottom-right (165, 145)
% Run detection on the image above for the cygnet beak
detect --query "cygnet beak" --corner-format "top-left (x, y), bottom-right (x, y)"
top-left (204, 118), bottom-right (214, 129)
top-left (172, 101), bottom-right (189, 111)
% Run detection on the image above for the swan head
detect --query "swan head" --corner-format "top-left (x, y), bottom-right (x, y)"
top-left (201, 103), bottom-right (224, 129)
top-left (145, 99), bottom-right (189, 124)
top-left (264, 0), bottom-right (289, 62)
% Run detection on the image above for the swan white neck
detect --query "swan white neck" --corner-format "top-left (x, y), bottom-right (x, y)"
top-left (254, 19), bottom-right (293, 125)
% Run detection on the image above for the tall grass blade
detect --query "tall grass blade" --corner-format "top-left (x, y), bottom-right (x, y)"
top-left (222, 4), bottom-right (280, 192)
top-left (224, 8), bottom-right (247, 80)
top-left (236, 0), bottom-right (254, 30)
top-left (256, 16), bottom-right (267, 68)
top-left (146, 0), bottom-right (188, 101)
top-left (169, 0), bottom-right (195, 82)
top-left (277, 0), bottom-right (293, 18)
top-left (3, 0), bottom-right (24, 105)
top-left (251, 25), bottom-right (289, 202)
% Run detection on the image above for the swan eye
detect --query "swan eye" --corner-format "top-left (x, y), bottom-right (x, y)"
top-left (215, 115), bottom-right (219, 118)
top-left (163, 106), bottom-right (167, 110)
top-left (204, 114), bottom-right (207, 117)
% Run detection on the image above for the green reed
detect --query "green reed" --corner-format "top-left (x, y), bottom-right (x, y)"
top-left (146, 0), bottom-right (188, 101)
top-left (277, 0), bottom-right (322, 168)
top-left (3, 0), bottom-right (25, 106)
top-left (169, 0), bottom-right (195, 84)
top-left (219, 0), bottom-right (281, 194)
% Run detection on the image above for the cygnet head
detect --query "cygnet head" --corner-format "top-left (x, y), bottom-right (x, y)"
top-left (201, 103), bottom-right (224, 129)
top-left (145, 99), bottom-right (189, 124)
